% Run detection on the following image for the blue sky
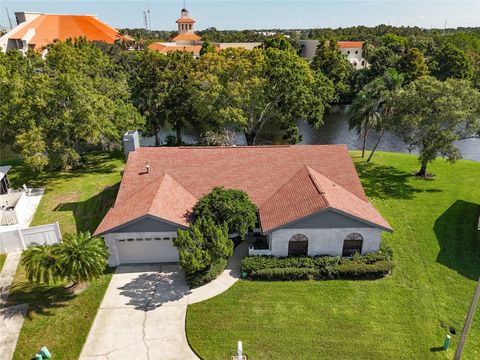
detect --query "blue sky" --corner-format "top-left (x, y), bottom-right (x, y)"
top-left (1, 1), bottom-right (480, 31)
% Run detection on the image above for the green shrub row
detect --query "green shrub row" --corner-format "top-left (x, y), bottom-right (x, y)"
top-left (249, 267), bottom-right (320, 281)
top-left (241, 246), bottom-right (394, 281)
top-left (187, 258), bottom-right (228, 287)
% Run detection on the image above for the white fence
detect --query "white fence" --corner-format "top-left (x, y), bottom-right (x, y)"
top-left (0, 222), bottom-right (62, 253)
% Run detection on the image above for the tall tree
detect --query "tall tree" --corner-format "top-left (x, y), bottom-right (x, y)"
top-left (192, 48), bottom-right (334, 145)
top-left (367, 46), bottom-right (399, 77)
top-left (391, 77), bottom-right (480, 176)
top-left (311, 39), bottom-right (352, 102)
top-left (1, 40), bottom-right (144, 171)
top-left (129, 50), bottom-right (197, 145)
top-left (429, 43), bottom-right (473, 81)
top-left (398, 47), bottom-right (428, 82)
top-left (348, 69), bottom-right (404, 160)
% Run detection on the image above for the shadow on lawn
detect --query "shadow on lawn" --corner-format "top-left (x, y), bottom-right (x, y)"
top-left (434, 200), bottom-right (480, 280)
top-left (2, 151), bottom-right (122, 191)
top-left (7, 283), bottom-right (75, 320)
top-left (54, 183), bottom-right (120, 233)
top-left (355, 161), bottom-right (442, 200)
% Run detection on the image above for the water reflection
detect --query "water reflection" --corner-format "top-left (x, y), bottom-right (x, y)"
top-left (299, 107), bottom-right (480, 162)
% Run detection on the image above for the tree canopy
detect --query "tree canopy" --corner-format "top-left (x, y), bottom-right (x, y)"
top-left (0, 39), bottom-right (144, 171)
top-left (390, 76), bottom-right (480, 176)
top-left (194, 186), bottom-right (257, 240)
top-left (311, 39), bottom-right (352, 102)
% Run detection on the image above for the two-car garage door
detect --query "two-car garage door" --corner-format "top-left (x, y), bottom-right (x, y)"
top-left (116, 237), bottom-right (179, 264)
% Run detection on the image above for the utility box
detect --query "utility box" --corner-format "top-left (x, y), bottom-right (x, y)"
top-left (123, 130), bottom-right (140, 160)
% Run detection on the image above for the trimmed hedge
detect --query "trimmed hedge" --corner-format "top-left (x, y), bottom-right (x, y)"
top-left (250, 267), bottom-right (320, 281)
top-left (332, 260), bottom-right (394, 279)
top-left (241, 247), bottom-right (394, 281)
top-left (187, 258), bottom-right (228, 287)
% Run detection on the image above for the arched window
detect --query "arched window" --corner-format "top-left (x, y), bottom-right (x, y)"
top-left (288, 234), bottom-right (308, 256)
top-left (342, 233), bottom-right (363, 256)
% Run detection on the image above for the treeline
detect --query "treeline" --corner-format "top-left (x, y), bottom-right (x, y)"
top-left (1, 30), bottom-right (480, 177)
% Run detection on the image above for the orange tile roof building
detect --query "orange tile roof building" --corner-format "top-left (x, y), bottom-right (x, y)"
top-left (148, 8), bottom-right (262, 57)
top-left (96, 144), bottom-right (392, 265)
top-left (0, 12), bottom-right (123, 54)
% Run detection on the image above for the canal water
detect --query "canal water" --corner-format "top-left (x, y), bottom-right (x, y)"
top-left (144, 106), bottom-right (480, 162)
top-left (298, 107), bottom-right (480, 162)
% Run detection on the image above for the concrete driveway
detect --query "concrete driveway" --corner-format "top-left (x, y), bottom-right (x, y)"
top-left (79, 264), bottom-right (199, 360)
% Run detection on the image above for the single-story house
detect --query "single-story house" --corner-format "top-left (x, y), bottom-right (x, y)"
top-left (95, 145), bottom-right (392, 266)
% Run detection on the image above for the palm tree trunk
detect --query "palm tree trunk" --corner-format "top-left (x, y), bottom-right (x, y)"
top-left (367, 129), bottom-right (385, 163)
top-left (361, 126), bottom-right (368, 158)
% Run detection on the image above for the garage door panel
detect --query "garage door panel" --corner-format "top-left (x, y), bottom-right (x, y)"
top-left (117, 238), bottom-right (179, 263)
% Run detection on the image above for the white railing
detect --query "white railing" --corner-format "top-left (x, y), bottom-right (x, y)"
top-left (248, 247), bottom-right (272, 256)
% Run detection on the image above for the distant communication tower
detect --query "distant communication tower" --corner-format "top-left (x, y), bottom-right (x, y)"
top-left (143, 7), bottom-right (151, 31)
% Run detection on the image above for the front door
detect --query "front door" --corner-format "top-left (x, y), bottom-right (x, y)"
top-left (288, 234), bottom-right (309, 256)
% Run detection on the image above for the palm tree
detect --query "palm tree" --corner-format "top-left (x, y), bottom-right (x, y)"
top-left (22, 232), bottom-right (108, 288)
top-left (348, 69), bottom-right (404, 161)
top-left (348, 90), bottom-right (380, 158)
top-left (56, 232), bottom-right (109, 286)
top-left (22, 244), bottom-right (62, 284)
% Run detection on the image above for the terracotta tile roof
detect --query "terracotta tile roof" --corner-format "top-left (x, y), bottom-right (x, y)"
top-left (259, 166), bottom-right (391, 232)
top-left (171, 33), bottom-right (202, 42)
top-left (95, 145), bottom-right (392, 235)
top-left (95, 173), bottom-right (197, 234)
top-left (176, 17), bottom-right (195, 24)
top-left (337, 41), bottom-right (364, 49)
top-left (9, 14), bottom-right (122, 49)
top-left (148, 42), bottom-right (202, 55)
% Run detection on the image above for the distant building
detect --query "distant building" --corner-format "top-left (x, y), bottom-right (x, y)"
top-left (0, 12), bottom-right (124, 54)
top-left (148, 8), bottom-right (261, 57)
top-left (299, 39), bottom-right (368, 69)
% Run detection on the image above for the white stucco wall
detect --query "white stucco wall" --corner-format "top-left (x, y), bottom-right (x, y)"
top-left (270, 227), bottom-right (383, 257)
top-left (339, 47), bottom-right (367, 69)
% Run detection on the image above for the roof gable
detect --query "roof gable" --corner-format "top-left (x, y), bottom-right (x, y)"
top-left (95, 173), bottom-right (197, 235)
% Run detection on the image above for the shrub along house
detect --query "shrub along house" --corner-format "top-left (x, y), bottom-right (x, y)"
top-left (95, 144), bottom-right (392, 266)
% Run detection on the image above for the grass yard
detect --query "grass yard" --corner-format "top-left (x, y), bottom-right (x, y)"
top-left (186, 151), bottom-right (480, 360)
top-left (1, 152), bottom-right (124, 360)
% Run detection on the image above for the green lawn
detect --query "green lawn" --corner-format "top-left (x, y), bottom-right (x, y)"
top-left (2, 152), bottom-right (124, 360)
top-left (186, 151), bottom-right (480, 360)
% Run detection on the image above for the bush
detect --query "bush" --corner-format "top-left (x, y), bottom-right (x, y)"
top-left (333, 260), bottom-right (394, 279)
top-left (241, 255), bottom-right (340, 273)
top-left (249, 267), bottom-right (319, 281)
top-left (241, 249), bottom-right (394, 281)
top-left (186, 258), bottom-right (228, 287)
